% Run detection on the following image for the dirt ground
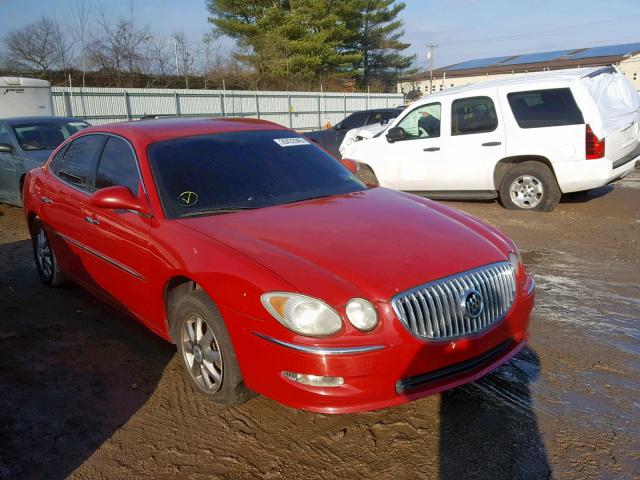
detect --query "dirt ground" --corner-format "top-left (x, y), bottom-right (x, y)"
top-left (1, 168), bottom-right (639, 480)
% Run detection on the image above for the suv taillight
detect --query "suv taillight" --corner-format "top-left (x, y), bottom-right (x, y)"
top-left (586, 124), bottom-right (605, 160)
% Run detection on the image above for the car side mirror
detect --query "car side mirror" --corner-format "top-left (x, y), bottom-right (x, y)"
top-left (0, 143), bottom-right (14, 153)
top-left (386, 127), bottom-right (406, 143)
top-left (90, 185), bottom-right (151, 216)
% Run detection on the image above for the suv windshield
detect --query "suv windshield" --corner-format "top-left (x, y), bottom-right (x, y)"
top-left (148, 130), bottom-right (366, 219)
top-left (12, 120), bottom-right (89, 151)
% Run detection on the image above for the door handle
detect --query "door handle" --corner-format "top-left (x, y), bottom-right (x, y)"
top-left (482, 141), bottom-right (502, 147)
top-left (84, 216), bottom-right (100, 225)
top-left (423, 147), bottom-right (440, 152)
top-left (40, 197), bottom-right (53, 204)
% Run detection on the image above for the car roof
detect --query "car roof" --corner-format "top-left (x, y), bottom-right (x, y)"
top-left (79, 117), bottom-right (287, 143)
top-left (416, 66), bottom-right (604, 103)
top-left (4, 116), bottom-right (86, 124)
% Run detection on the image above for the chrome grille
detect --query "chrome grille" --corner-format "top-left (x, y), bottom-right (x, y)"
top-left (391, 262), bottom-right (516, 340)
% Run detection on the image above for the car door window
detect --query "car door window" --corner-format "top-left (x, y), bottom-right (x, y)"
top-left (56, 135), bottom-right (105, 191)
top-left (0, 124), bottom-right (15, 149)
top-left (340, 112), bottom-right (369, 130)
top-left (451, 96), bottom-right (498, 135)
top-left (95, 136), bottom-right (140, 195)
top-left (395, 103), bottom-right (441, 139)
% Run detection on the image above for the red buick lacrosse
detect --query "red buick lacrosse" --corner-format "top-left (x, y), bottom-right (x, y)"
top-left (22, 118), bottom-right (535, 413)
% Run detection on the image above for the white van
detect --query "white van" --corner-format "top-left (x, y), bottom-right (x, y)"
top-left (342, 66), bottom-right (640, 211)
top-left (0, 77), bottom-right (53, 118)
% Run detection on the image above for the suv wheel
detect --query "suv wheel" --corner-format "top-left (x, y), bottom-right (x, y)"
top-left (174, 290), bottom-right (255, 406)
top-left (498, 161), bottom-right (561, 211)
top-left (32, 219), bottom-right (65, 286)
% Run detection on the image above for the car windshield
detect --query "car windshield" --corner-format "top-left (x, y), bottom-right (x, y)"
top-left (148, 130), bottom-right (366, 219)
top-left (12, 120), bottom-right (89, 151)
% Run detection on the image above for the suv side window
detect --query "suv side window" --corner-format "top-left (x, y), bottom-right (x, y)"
top-left (507, 88), bottom-right (584, 128)
top-left (340, 112), bottom-right (369, 130)
top-left (57, 135), bottom-right (105, 191)
top-left (451, 96), bottom-right (498, 135)
top-left (95, 137), bottom-right (140, 195)
top-left (395, 103), bottom-right (441, 139)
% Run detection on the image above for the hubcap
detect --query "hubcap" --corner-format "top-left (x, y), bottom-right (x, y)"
top-left (181, 314), bottom-right (223, 393)
top-left (509, 175), bottom-right (544, 209)
top-left (36, 228), bottom-right (53, 280)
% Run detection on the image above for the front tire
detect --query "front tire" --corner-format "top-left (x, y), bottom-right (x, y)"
top-left (32, 219), bottom-right (65, 287)
top-left (174, 290), bottom-right (254, 406)
top-left (498, 161), bottom-right (561, 211)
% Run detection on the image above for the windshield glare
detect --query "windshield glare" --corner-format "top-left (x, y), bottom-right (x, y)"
top-left (12, 121), bottom-right (89, 151)
top-left (148, 130), bottom-right (366, 219)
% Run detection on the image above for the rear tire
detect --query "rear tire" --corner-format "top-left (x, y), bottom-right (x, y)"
top-left (32, 219), bottom-right (65, 287)
top-left (498, 161), bottom-right (561, 212)
top-left (173, 290), bottom-right (255, 406)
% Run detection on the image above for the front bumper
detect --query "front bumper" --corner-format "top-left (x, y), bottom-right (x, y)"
top-left (222, 277), bottom-right (535, 414)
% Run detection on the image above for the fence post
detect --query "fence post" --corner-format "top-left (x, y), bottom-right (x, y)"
top-left (343, 94), bottom-right (347, 117)
top-left (64, 91), bottom-right (73, 117)
top-left (220, 93), bottom-right (226, 117)
top-left (174, 92), bottom-right (181, 117)
top-left (317, 94), bottom-right (322, 129)
top-left (255, 91), bottom-right (260, 119)
top-left (287, 94), bottom-right (293, 129)
top-left (123, 92), bottom-right (132, 120)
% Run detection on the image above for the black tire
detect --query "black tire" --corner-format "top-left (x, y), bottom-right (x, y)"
top-left (498, 161), bottom-right (561, 212)
top-left (173, 290), bottom-right (255, 406)
top-left (31, 219), bottom-right (65, 287)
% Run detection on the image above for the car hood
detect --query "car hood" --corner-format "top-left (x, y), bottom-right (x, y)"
top-left (177, 188), bottom-right (510, 302)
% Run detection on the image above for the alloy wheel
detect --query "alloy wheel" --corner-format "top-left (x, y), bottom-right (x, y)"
top-left (36, 228), bottom-right (54, 281)
top-left (509, 175), bottom-right (544, 209)
top-left (181, 313), bottom-right (224, 393)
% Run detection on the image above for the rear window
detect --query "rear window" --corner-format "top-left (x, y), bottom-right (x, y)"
top-left (507, 88), bottom-right (584, 128)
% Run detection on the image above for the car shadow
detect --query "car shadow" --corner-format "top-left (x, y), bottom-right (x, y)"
top-left (438, 347), bottom-right (550, 479)
top-left (0, 239), bottom-right (175, 480)
top-left (560, 185), bottom-right (613, 203)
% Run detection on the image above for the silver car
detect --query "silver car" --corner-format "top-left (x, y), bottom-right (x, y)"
top-left (0, 116), bottom-right (89, 206)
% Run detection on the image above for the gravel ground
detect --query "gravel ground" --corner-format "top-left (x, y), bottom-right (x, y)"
top-left (0, 168), bottom-right (639, 480)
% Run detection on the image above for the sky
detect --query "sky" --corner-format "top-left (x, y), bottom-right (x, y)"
top-left (1, 0), bottom-right (639, 70)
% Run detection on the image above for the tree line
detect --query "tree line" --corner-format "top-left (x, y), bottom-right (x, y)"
top-left (1, 0), bottom-right (414, 92)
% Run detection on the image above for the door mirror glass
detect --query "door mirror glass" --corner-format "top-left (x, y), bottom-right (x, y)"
top-left (0, 142), bottom-right (14, 153)
top-left (386, 127), bottom-right (407, 143)
top-left (90, 185), bottom-right (150, 215)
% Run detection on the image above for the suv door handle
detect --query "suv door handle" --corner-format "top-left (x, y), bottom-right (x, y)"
top-left (482, 141), bottom-right (502, 147)
top-left (423, 147), bottom-right (440, 152)
top-left (84, 216), bottom-right (100, 225)
top-left (40, 196), bottom-right (53, 204)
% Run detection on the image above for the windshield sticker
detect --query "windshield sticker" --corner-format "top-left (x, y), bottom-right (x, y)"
top-left (273, 137), bottom-right (311, 147)
top-left (178, 191), bottom-right (199, 207)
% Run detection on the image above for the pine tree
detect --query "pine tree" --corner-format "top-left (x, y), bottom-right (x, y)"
top-left (343, 0), bottom-right (415, 89)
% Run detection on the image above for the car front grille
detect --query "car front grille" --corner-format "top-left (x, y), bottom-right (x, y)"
top-left (391, 262), bottom-right (516, 340)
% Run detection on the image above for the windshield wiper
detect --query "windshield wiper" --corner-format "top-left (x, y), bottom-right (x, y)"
top-left (180, 206), bottom-right (258, 218)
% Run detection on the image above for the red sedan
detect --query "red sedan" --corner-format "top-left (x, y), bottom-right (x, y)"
top-left (22, 118), bottom-right (535, 413)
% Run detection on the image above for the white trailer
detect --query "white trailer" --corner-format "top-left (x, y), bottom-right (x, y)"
top-left (0, 77), bottom-right (53, 118)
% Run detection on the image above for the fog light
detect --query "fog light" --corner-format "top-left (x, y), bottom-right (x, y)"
top-left (282, 371), bottom-right (344, 387)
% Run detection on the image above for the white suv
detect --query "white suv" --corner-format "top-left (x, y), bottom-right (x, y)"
top-left (342, 66), bottom-right (640, 211)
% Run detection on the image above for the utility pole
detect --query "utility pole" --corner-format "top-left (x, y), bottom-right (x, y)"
top-left (172, 34), bottom-right (179, 77)
top-left (426, 43), bottom-right (438, 95)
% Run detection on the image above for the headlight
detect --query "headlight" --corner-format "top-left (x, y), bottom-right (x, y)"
top-left (509, 249), bottom-right (522, 275)
top-left (345, 298), bottom-right (379, 331)
top-left (261, 292), bottom-right (342, 337)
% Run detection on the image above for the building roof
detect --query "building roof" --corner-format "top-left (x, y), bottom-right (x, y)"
top-left (402, 42), bottom-right (640, 81)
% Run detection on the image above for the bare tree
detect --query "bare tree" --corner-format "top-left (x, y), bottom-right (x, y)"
top-left (68, 0), bottom-right (92, 87)
top-left (88, 5), bottom-right (151, 86)
top-left (2, 16), bottom-right (70, 77)
top-left (172, 31), bottom-right (196, 88)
